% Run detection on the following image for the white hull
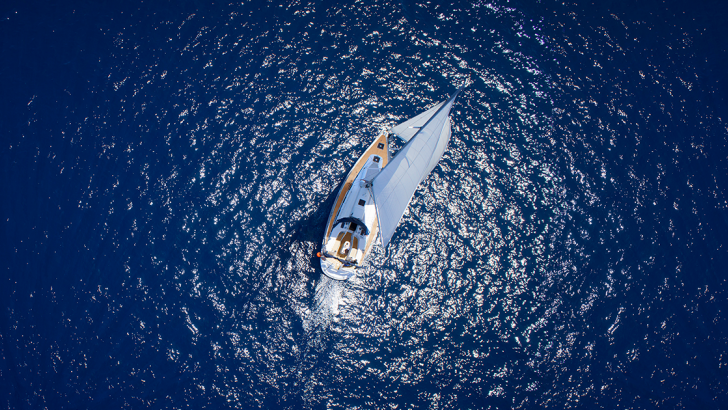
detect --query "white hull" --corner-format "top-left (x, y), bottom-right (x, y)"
top-left (319, 133), bottom-right (389, 280)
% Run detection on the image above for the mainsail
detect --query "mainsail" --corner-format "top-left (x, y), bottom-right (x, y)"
top-left (369, 87), bottom-right (463, 248)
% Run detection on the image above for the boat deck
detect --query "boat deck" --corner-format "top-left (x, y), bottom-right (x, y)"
top-left (323, 133), bottom-right (390, 272)
top-left (325, 133), bottom-right (389, 238)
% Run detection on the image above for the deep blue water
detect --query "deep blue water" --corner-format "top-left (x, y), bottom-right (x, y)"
top-left (2, 0), bottom-right (728, 408)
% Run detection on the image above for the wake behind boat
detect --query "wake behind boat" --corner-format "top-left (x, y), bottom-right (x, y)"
top-left (318, 87), bottom-right (463, 280)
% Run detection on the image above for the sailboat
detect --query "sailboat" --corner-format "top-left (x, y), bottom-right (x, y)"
top-left (318, 87), bottom-right (463, 280)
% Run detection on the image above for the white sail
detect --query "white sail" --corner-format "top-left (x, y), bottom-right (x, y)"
top-left (370, 88), bottom-right (462, 248)
top-left (389, 101), bottom-right (445, 142)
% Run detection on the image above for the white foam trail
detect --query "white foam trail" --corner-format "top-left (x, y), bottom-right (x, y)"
top-left (304, 276), bottom-right (344, 333)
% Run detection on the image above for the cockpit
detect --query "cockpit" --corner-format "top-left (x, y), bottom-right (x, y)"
top-left (334, 217), bottom-right (370, 236)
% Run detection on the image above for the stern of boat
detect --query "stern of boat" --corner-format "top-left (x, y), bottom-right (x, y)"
top-left (320, 256), bottom-right (356, 281)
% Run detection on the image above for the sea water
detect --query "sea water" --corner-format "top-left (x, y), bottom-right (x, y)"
top-left (2, 0), bottom-right (727, 408)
